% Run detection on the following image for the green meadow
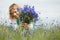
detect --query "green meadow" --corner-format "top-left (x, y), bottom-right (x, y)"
top-left (0, 25), bottom-right (60, 40)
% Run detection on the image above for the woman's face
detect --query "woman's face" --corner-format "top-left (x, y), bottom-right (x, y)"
top-left (11, 5), bottom-right (19, 18)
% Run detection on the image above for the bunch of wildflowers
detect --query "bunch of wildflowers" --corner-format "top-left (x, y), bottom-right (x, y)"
top-left (17, 5), bottom-right (38, 24)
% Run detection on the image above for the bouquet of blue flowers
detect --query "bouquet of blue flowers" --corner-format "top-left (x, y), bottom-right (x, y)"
top-left (17, 5), bottom-right (38, 24)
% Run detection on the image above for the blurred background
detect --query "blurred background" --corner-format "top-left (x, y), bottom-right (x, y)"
top-left (0, 0), bottom-right (60, 26)
top-left (0, 0), bottom-right (60, 40)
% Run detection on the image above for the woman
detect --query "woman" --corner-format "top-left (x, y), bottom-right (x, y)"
top-left (9, 3), bottom-right (20, 30)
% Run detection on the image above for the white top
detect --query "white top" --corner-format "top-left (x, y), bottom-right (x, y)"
top-left (10, 19), bottom-right (18, 30)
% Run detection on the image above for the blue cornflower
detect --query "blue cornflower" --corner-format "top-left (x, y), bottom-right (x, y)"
top-left (17, 5), bottom-right (39, 24)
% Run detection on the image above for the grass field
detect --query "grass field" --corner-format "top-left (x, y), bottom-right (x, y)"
top-left (0, 25), bottom-right (60, 40)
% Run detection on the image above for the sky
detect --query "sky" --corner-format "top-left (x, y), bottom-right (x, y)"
top-left (0, 0), bottom-right (60, 21)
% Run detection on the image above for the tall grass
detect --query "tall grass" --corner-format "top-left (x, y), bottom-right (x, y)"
top-left (0, 25), bottom-right (60, 40)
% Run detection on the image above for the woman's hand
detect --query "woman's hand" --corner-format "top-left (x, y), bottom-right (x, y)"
top-left (20, 22), bottom-right (29, 29)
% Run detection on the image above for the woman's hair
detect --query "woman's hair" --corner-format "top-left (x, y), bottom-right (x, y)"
top-left (9, 3), bottom-right (20, 19)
